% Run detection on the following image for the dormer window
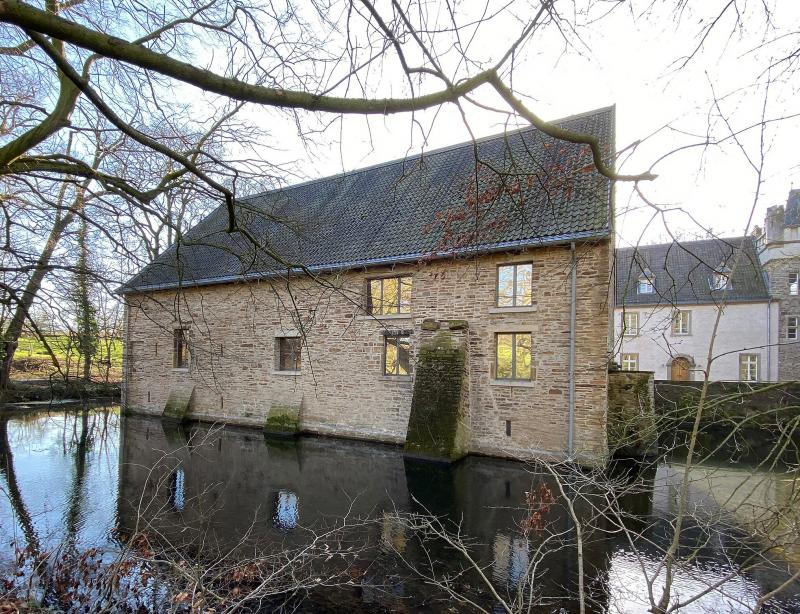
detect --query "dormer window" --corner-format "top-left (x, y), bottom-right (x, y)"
top-left (637, 269), bottom-right (654, 295)
top-left (710, 265), bottom-right (731, 291)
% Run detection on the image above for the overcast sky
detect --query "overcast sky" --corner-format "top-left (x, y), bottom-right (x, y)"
top-left (235, 1), bottom-right (799, 248)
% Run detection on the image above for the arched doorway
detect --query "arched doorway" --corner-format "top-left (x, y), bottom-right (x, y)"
top-left (671, 357), bottom-right (691, 381)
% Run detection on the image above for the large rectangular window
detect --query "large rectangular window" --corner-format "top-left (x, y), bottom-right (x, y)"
top-left (277, 337), bottom-right (301, 372)
top-left (788, 316), bottom-right (798, 341)
top-left (621, 353), bottom-right (639, 371)
top-left (496, 263), bottom-right (533, 307)
top-left (173, 329), bottom-right (189, 369)
top-left (739, 354), bottom-right (759, 382)
top-left (671, 310), bottom-right (691, 336)
top-left (790, 273), bottom-right (799, 296)
top-left (622, 312), bottom-right (639, 337)
top-left (495, 333), bottom-right (533, 381)
top-left (384, 335), bottom-right (411, 376)
top-left (369, 276), bottom-right (412, 315)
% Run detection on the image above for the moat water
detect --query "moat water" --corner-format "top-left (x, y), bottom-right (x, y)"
top-left (0, 406), bottom-right (798, 612)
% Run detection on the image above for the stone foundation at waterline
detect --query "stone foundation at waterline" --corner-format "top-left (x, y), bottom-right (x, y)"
top-left (123, 245), bottom-right (611, 463)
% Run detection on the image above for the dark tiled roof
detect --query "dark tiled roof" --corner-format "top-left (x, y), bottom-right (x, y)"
top-left (615, 236), bottom-right (769, 306)
top-left (123, 106), bottom-right (615, 293)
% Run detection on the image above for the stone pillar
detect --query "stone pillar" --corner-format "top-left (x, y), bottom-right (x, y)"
top-left (607, 370), bottom-right (657, 458)
top-left (404, 320), bottom-right (471, 462)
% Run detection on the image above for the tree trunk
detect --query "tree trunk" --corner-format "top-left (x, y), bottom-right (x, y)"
top-left (0, 208), bottom-right (77, 393)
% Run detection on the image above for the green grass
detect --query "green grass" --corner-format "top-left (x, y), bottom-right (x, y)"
top-left (12, 335), bottom-right (123, 381)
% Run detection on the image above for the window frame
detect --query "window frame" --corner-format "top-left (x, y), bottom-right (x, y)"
top-left (788, 316), bottom-right (798, 341)
top-left (495, 262), bottom-right (534, 308)
top-left (621, 353), bottom-right (639, 371)
top-left (383, 334), bottom-right (411, 377)
top-left (494, 332), bottom-right (533, 381)
top-left (790, 273), bottom-right (799, 296)
top-left (367, 275), bottom-right (413, 316)
top-left (710, 269), bottom-right (731, 291)
top-left (739, 353), bottom-right (759, 382)
top-left (276, 336), bottom-right (302, 373)
top-left (671, 310), bottom-right (691, 336)
top-left (637, 273), bottom-right (655, 295)
top-left (173, 328), bottom-right (189, 370)
top-left (622, 311), bottom-right (639, 337)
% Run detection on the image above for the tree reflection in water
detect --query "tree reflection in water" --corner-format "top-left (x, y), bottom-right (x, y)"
top-left (0, 409), bottom-right (798, 613)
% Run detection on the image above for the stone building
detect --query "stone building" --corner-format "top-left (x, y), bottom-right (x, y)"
top-left (756, 189), bottom-right (800, 380)
top-left (614, 237), bottom-right (778, 382)
top-left (121, 106), bottom-right (616, 464)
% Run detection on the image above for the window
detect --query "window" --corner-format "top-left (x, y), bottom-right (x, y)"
top-left (788, 316), bottom-right (798, 341)
top-left (710, 267), bottom-right (731, 291)
top-left (368, 276), bottom-right (412, 315)
top-left (637, 269), bottom-right (654, 294)
top-left (384, 335), bottom-right (411, 376)
top-left (622, 312), bottom-right (639, 336)
top-left (621, 353), bottom-right (639, 371)
top-left (173, 329), bottom-right (189, 369)
top-left (496, 263), bottom-right (533, 307)
top-left (739, 354), bottom-right (759, 382)
top-left (790, 273), bottom-right (799, 296)
top-left (495, 333), bottom-right (533, 381)
top-left (277, 337), bottom-right (301, 372)
top-left (671, 310), bottom-right (691, 336)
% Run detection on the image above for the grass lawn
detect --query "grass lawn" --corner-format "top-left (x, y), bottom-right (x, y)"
top-left (12, 335), bottom-right (123, 382)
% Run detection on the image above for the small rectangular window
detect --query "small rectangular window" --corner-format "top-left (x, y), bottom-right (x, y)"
top-left (173, 329), bottom-right (188, 369)
top-left (368, 276), bottom-right (412, 315)
top-left (622, 312), bottom-right (639, 337)
top-left (671, 310), bottom-right (691, 335)
top-left (638, 278), bottom-right (654, 294)
top-left (277, 337), bottom-right (301, 372)
top-left (621, 353), bottom-right (639, 371)
top-left (495, 332), bottom-right (533, 380)
top-left (739, 354), bottom-right (759, 382)
top-left (384, 335), bottom-right (411, 376)
top-left (790, 273), bottom-right (799, 296)
top-left (496, 263), bottom-right (533, 307)
top-left (788, 316), bottom-right (798, 341)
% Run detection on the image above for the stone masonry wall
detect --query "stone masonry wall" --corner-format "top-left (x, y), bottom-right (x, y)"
top-left (764, 256), bottom-right (800, 380)
top-left (124, 241), bottom-right (611, 462)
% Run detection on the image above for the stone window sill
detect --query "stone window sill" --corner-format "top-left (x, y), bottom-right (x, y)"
top-left (356, 313), bottom-right (413, 321)
top-left (172, 368), bottom-right (190, 373)
top-left (380, 375), bottom-right (413, 382)
top-left (488, 306), bottom-right (537, 314)
top-left (272, 370), bottom-right (301, 377)
top-left (490, 379), bottom-right (535, 388)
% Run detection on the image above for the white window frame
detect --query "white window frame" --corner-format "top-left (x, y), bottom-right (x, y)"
top-left (671, 310), bottom-right (691, 336)
top-left (790, 273), bottom-right (799, 296)
top-left (788, 316), bottom-right (798, 341)
top-left (621, 353), bottom-right (639, 371)
top-left (739, 354), bottom-right (759, 382)
top-left (710, 271), bottom-right (731, 291)
top-left (637, 277), bottom-right (654, 295)
top-left (622, 311), bottom-right (639, 337)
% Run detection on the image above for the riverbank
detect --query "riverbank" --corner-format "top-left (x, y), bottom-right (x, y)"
top-left (2, 379), bottom-right (120, 406)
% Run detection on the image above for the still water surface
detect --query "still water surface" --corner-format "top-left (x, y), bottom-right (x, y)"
top-left (0, 406), bottom-right (798, 612)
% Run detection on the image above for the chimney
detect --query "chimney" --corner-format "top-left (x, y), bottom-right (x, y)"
top-left (765, 205), bottom-right (784, 244)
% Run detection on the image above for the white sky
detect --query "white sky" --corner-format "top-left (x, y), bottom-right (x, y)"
top-left (231, 1), bottom-right (800, 248)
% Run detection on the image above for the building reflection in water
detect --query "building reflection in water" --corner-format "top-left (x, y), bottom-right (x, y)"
top-left (492, 532), bottom-right (530, 587)
top-left (273, 489), bottom-right (298, 531)
top-left (169, 467), bottom-right (185, 512)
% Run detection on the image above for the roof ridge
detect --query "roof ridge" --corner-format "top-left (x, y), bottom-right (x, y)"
top-left (616, 235), bottom-right (752, 254)
top-left (243, 105), bottom-right (616, 202)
